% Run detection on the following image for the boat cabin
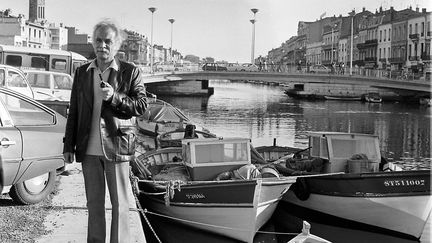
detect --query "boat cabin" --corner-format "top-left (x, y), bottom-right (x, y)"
top-left (182, 138), bottom-right (251, 180)
top-left (307, 132), bottom-right (381, 173)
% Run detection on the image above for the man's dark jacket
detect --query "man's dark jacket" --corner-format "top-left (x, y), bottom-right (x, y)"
top-left (63, 59), bottom-right (148, 162)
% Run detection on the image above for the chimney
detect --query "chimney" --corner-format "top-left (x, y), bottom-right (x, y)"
top-left (379, 6), bottom-right (383, 13)
top-left (422, 8), bottom-right (426, 13)
top-left (362, 7), bottom-right (366, 12)
top-left (416, 7), bottom-right (419, 12)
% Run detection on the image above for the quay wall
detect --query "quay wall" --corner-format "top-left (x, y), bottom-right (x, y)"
top-left (145, 79), bottom-right (213, 96)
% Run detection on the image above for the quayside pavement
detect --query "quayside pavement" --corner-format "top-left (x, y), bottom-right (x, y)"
top-left (35, 162), bottom-right (146, 243)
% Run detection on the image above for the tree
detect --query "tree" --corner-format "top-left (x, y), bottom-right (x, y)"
top-left (204, 57), bottom-right (215, 63)
top-left (184, 54), bottom-right (200, 63)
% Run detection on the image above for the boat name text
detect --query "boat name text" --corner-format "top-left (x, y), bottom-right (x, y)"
top-left (185, 193), bottom-right (205, 199)
top-left (384, 179), bottom-right (425, 187)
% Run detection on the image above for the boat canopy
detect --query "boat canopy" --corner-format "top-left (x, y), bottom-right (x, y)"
top-left (141, 100), bottom-right (189, 123)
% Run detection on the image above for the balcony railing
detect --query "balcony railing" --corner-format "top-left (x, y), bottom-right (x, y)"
top-left (365, 39), bottom-right (378, 45)
top-left (365, 57), bottom-right (377, 62)
top-left (421, 54), bottom-right (431, 60)
top-left (388, 57), bottom-right (405, 63)
top-left (409, 33), bottom-right (419, 40)
top-left (409, 56), bottom-right (419, 61)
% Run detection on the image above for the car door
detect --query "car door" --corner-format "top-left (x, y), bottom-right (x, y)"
top-left (0, 93), bottom-right (23, 188)
top-left (0, 89), bottom-right (63, 184)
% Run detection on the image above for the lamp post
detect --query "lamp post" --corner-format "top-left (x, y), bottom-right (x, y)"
top-left (168, 18), bottom-right (175, 62)
top-left (148, 7), bottom-right (156, 74)
top-left (250, 8), bottom-right (258, 64)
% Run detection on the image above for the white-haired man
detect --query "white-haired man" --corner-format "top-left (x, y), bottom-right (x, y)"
top-left (63, 19), bottom-right (148, 243)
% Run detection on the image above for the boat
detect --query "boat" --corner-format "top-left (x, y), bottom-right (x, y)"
top-left (259, 132), bottom-right (431, 240)
top-left (156, 124), bottom-right (218, 148)
top-left (136, 98), bottom-right (190, 136)
top-left (364, 92), bottom-right (382, 103)
top-left (324, 95), bottom-right (362, 101)
top-left (131, 137), bottom-right (297, 243)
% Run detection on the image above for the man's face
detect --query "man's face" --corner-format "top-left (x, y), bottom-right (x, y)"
top-left (93, 27), bottom-right (119, 62)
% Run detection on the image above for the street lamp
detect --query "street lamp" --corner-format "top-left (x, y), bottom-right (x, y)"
top-left (148, 7), bottom-right (157, 74)
top-left (250, 8), bottom-right (258, 64)
top-left (168, 18), bottom-right (175, 62)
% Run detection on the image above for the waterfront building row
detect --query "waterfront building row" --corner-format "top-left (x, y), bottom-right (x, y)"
top-left (266, 6), bottom-right (431, 77)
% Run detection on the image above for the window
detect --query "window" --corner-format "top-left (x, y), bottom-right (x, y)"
top-left (51, 58), bottom-right (67, 70)
top-left (53, 74), bottom-right (73, 90)
top-left (5, 55), bottom-right (22, 67)
top-left (7, 70), bottom-right (28, 88)
top-left (26, 73), bottom-right (50, 88)
top-left (31, 57), bottom-right (48, 69)
top-left (389, 28), bottom-right (391, 41)
top-left (421, 22), bottom-right (425, 36)
top-left (409, 24), bottom-right (412, 34)
top-left (415, 23), bottom-right (418, 34)
top-left (380, 30), bottom-right (382, 42)
top-left (384, 29), bottom-right (387, 41)
top-left (0, 92), bottom-right (54, 126)
top-left (0, 69), bottom-right (5, 86)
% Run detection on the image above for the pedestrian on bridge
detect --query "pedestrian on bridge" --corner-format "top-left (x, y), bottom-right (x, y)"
top-left (63, 18), bottom-right (148, 243)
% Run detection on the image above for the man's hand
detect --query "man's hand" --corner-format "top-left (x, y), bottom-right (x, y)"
top-left (63, 152), bottom-right (75, 164)
top-left (101, 82), bottom-right (114, 101)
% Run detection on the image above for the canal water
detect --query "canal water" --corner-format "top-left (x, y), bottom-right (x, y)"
top-left (140, 80), bottom-right (431, 243)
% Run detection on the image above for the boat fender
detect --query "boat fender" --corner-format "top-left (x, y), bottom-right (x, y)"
top-left (214, 171), bottom-right (234, 181)
top-left (291, 177), bottom-right (310, 201)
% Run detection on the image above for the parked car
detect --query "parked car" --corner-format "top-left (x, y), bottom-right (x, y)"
top-left (0, 87), bottom-right (66, 204)
top-left (201, 63), bottom-right (227, 71)
top-left (226, 63), bottom-right (242, 71)
top-left (239, 63), bottom-right (259, 72)
top-left (309, 64), bottom-right (331, 74)
top-left (0, 64), bottom-right (34, 98)
top-left (24, 70), bottom-right (73, 101)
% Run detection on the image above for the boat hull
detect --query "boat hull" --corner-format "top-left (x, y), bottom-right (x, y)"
top-left (138, 177), bottom-right (294, 242)
top-left (282, 170), bottom-right (432, 239)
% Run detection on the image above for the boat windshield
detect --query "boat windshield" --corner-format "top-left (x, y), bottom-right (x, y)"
top-left (309, 136), bottom-right (329, 159)
top-left (330, 138), bottom-right (379, 162)
top-left (195, 142), bottom-right (249, 164)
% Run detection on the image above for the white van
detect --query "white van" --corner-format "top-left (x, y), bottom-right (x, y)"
top-left (0, 64), bottom-right (34, 99)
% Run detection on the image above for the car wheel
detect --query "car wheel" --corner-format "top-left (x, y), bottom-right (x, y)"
top-left (9, 171), bottom-right (56, 205)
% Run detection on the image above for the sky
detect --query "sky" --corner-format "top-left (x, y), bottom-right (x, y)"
top-left (2, 0), bottom-right (432, 63)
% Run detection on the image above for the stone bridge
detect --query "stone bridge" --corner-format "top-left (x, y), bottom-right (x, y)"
top-left (143, 71), bottom-right (431, 98)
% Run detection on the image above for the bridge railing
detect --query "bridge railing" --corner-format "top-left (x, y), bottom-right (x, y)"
top-left (139, 62), bottom-right (431, 82)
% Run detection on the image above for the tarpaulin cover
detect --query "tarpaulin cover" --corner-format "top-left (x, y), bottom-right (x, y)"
top-left (141, 100), bottom-right (189, 123)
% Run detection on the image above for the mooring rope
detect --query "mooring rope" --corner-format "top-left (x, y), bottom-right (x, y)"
top-left (130, 172), bottom-right (163, 243)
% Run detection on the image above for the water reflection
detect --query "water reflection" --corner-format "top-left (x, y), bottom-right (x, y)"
top-left (160, 80), bottom-right (430, 160)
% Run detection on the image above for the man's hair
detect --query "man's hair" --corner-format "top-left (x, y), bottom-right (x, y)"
top-left (92, 18), bottom-right (125, 48)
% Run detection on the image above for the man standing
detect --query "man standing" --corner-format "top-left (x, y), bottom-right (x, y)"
top-left (63, 19), bottom-right (148, 243)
